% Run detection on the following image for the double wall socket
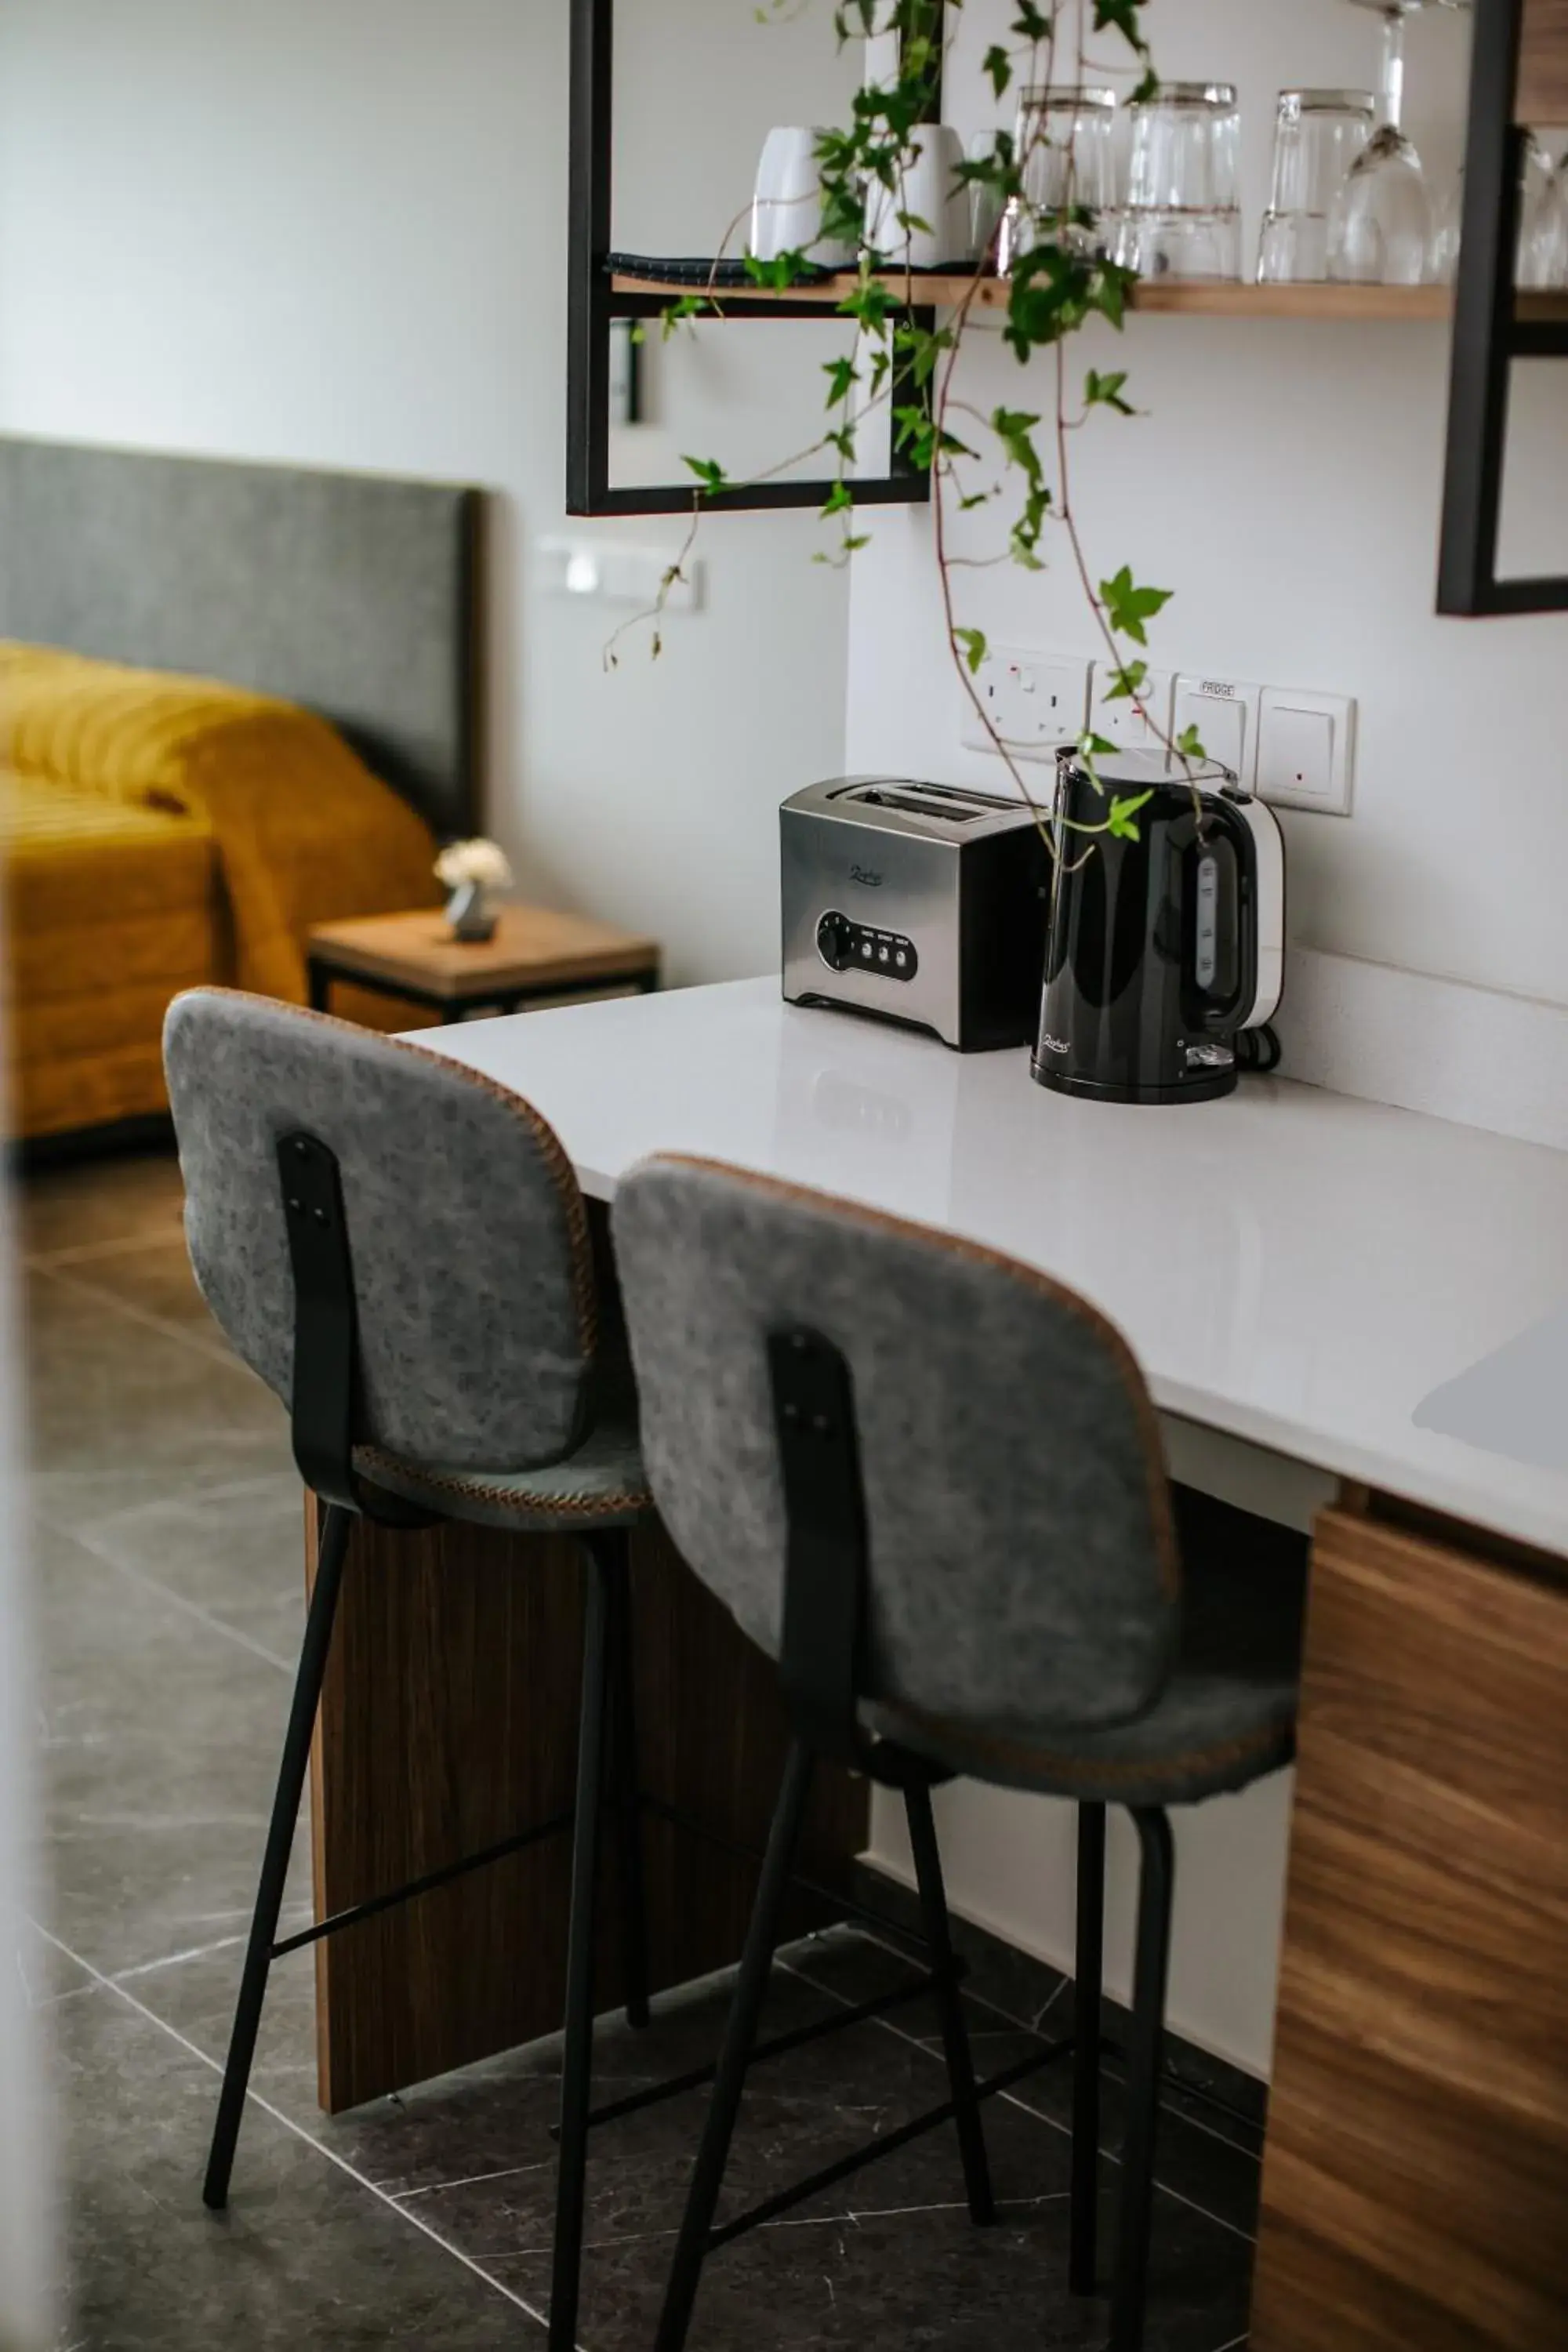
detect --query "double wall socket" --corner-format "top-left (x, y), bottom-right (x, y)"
top-left (959, 644), bottom-right (1090, 760)
top-left (962, 640), bottom-right (1354, 816)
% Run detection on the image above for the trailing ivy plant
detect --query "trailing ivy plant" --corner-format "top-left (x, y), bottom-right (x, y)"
top-left (613, 0), bottom-right (1204, 851)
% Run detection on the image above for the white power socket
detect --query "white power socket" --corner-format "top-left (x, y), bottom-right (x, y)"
top-left (536, 535), bottom-right (702, 610)
top-left (960, 645), bottom-right (1091, 761)
top-left (1087, 662), bottom-right (1174, 755)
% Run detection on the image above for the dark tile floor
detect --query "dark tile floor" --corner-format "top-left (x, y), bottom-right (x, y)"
top-left (16, 1145), bottom-right (1255, 2350)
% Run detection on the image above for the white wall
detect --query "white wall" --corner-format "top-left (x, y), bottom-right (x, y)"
top-left (851, 0), bottom-right (1568, 2078)
top-left (0, 0), bottom-right (859, 985)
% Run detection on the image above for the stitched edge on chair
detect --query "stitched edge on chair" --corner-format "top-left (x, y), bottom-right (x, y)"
top-left (169, 985), bottom-right (598, 1360)
top-left (355, 1443), bottom-right (652, 1521)
top-left (884, 1700), bottom-right (1295, 1795)
top-left (633, 1151), bottom-right (1180, 1601)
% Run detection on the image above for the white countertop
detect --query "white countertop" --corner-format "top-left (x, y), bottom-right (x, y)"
top-left (408, 977), bottom-right (1568, 1558)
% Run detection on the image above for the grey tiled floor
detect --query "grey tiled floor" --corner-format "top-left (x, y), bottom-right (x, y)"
top-left (16, 1145), bottom-right (1254, 2350)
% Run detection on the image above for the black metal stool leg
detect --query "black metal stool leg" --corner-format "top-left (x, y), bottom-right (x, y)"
top-left (603, 1530), bottom-right (651, 2031)
top-left (1110, 1808), bottom-right (1175, 2352)
top-left (903, 1777), bottom-right (995, 2227)
top-left (550, 1541), bottom-right (615, 2352)
top-left (1070, 1799), bottom-right (1106, 2295)
top-left (204, 1500), bottom-right (352, 2209)
top-left (655, 1739), bottom-right (816, 2352)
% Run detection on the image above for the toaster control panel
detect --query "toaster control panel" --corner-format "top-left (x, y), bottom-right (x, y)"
top-left (816, 911), bottom-right (920, 982)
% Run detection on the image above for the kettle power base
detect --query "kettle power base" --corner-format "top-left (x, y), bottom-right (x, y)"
top-left (1030, 1059), bottom-right (1238, 1105)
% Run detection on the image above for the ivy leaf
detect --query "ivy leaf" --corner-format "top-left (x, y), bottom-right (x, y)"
top-left (682, 456), bottom-right (729, 496)
top-left (822, 355), bottom-right (860, 408)
top-left (1174, 723), bottom-right (1209, 762)
top-left (958, 490), bottom-right (993, 511)
top-left (1094, 0), bottom-right (1148, 53)
top-left (837, 277), bottom-right (897, 335)
top-left (1084, 367), bottom-right (1134, 416)
top-left (1080, 731), bottom-right (1119, 764)
top-left (820, 480), bottom-right (855, 519)
top-left (953, 627), bottom-right (989, 675)
top-left (983, 44), bottom-right (1012, 98)
top-left (1108, 789), bottom-right (1154, 840)
top-left (1011, 1), bottom-right (1054, 38)
top-left (1102, 660), bottom-right (1148, 702)
top-left (661, 293), bottom-right (710, 340)
top-left (991, 405), bottom-right (1044, 476)
top-left (1099, 564), bottom-right (1172, 646)
top-left (1131, 65), bottom-right (1161, 105)
top-left (746, 249), bottom-right (811, 291)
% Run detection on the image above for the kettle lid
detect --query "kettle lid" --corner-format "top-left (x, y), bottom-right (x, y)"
top-left (1056, 743), bottom-right (1235, 793)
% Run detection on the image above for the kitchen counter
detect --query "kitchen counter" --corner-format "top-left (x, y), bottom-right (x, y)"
top-left (418, 974), bottom-right (1568, 1558)
top-left (299, 976), bottom-right (1568, 2352)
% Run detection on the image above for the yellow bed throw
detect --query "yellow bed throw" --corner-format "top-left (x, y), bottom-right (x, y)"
top-left (1, 643), bottom-right (438, 1004)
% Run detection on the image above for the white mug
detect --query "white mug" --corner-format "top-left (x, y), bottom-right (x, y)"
top-left (750, 126), bottom-right (856, 267)
top-left (865, 123), bottom-right (976, 270)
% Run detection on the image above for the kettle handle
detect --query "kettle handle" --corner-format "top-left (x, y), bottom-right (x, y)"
top-left (1190, 797), bottom-right (1258, 1031)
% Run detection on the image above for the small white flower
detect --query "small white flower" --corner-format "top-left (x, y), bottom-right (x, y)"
top-left (434, 837), bottom-right (514, 891)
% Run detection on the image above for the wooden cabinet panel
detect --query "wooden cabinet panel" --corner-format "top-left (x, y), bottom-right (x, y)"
top-left (1520, 0), bottom-right (1568, 125)
top-left (1250, 1505), bottom-right (1568, 2352)
top-left (307, 1505), bottom-right (869, 2114)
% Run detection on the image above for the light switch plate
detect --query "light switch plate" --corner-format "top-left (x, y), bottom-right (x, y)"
top-left (1256, 685), bottom-right (1356, 815)
top-left (960, 645), bottom-right (1091, 761)
top-left (1087, 662), bottom-right (1174, 755)
top-left (1171, 674), bottom-right (1263, 784)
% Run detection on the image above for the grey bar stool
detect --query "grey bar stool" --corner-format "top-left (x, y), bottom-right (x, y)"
top-left (612, 1153), bottom-right (1308, 2352)
top-left (162, 986), bottom-right (655, 2352)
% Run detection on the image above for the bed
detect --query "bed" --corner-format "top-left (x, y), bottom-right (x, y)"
top-left (0, 436), bottom-right (483, 1146)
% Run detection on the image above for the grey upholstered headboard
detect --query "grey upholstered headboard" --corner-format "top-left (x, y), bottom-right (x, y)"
top-left (0, 436), bottom-right (482, 840)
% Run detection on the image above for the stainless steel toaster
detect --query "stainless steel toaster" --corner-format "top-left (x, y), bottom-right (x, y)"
top-left (780, 776), bottom-right (1052, 1051)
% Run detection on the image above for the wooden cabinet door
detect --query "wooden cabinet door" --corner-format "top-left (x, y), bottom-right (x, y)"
top-left (1250, 1504), bottom-right (1568, 2351)
top-left (1519, 0), bottom-right (1568, 124)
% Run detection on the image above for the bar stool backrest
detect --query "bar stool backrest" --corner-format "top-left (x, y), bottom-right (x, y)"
top-left (613, 1155), bottom-right (1181, 1741)
top-left (164, 989), bottom-right (597, 1473)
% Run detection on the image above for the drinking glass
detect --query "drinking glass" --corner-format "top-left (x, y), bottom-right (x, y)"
top-left (1328, 0), bottom-right (1468, 285)
top-left (1258, 89), bottom-right (1375, 281)
top-left (967, 129), bottom-right (1007, 265)
top-left (998, 85), bottom-right (1120, 270)
top-left (1116, 83), bottom-right (1242, 281)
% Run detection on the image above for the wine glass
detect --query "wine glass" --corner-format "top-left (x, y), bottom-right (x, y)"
top-left (1518, 137), bottom-right (1568, 289)
top-left (1429, 133), bottom-right (1561, 289)
top-left (1328, 0), bottom-right (1468, 284)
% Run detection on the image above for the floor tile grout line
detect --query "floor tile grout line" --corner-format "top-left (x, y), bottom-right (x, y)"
top-left (480, 2189), bottom-right (1075, 2264)
top-left (32, 1260), bottom-right (265, 1380)
top-left (64, 1518), bottom-right (297, 1675)
top-left (29, 1922), bottom-right (567, 2345)
top-left (43, 1468), bottom-right (300, 1542)
top-left (775, 1955), bottom-right (1257, 2249)
top-left (26, 1229), bottom-right (184, 1272)
top-left (391, 2158), bottom-right (554, 2202)
top-left (844, 1922), bottom-right (1266, 2165)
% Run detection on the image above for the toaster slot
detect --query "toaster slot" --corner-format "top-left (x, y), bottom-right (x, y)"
top-left (851, 787), bottom-right (984, 823)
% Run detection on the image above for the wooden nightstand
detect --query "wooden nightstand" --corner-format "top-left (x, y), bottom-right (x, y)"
top-left (306, 906), bottom-right (661, 1024)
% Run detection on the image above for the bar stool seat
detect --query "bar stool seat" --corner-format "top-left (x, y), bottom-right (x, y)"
top-left (358, 1359), bottom-right (653, 1532)
top-left (873, 1491), bottom-right (1305, 1809)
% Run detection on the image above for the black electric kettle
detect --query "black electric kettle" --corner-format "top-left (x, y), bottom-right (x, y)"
top-left (1031, 746), bottom-right (1285, 1105)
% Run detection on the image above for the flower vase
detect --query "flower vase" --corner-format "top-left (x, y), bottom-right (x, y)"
top-left (445, 878), bottom-right (497, 943)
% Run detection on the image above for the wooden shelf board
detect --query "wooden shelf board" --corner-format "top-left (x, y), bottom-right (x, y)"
top-left (612, 270), bottom-right (1568, 325)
